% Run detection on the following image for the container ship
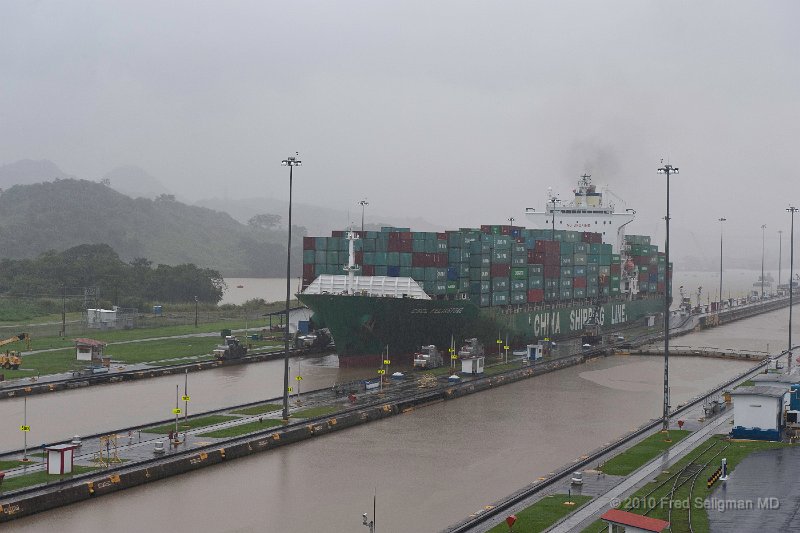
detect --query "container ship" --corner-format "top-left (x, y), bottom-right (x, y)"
top-left (298, 175), bottom-right (670, 366)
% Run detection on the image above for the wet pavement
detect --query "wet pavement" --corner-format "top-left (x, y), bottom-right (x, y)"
top-left (707, 447), bottom-right (800, 531)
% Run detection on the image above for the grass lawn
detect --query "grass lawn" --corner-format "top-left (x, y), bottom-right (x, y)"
top-left (198, 419), bottom-right (285, 438)
top-left (487, 494), bottom-right (593, 533)
top-left (735, 380), bottom-right (755, 389)
top-left (0, 459), bottom-right (41, 471)
top-left (231, 404), bottom-right (283, 416)
top-left (293, 406), bottom-right (339, 418)
top-left (146, 415), bottom-right (236, 434)
top-left (2, 336), bottom-right (280, 380)
top-left (0, 465), bottom-right (97, 494)
top-left (599, 430), bottom-right (690, 476)
top-left (581, 435), bottom-right (793, 533)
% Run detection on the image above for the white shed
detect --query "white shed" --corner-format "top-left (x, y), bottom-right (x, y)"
top-left (45, 444), bottom-right (77, 475)
top-left (461, 356), bottom-right (484, 375)
top-left (730, 385), bottom-right (787, 439)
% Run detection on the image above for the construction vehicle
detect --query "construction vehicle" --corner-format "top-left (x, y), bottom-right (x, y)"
top-left (213, 336), bottom-right (248, 361)
top-left (0, 333), bottom-right (30, 370)
top-left (413, 345), bottom-right (443, 369)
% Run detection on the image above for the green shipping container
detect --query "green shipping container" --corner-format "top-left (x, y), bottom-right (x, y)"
top-left (560, 288), bottom-right (573, 299)
top-left (446, 281), bottom-right (458, 294)
top-left (573, 253), bottom-right (588, 266)
top-left (494, 236), bottom-right (512, 249)
top-left (560, 266), bottom-right (573, 278)
top-left (560, 256), bottom-right (573, 267)
top-left (481, 281), bottom-right (491, 293)
top-left (561, 278), bottom-right (573, 289)
top-left (492, 278), bottom-right (509, 291)
top-left (511, 257), bottom-right (527, 266)
top-left (529, 264), bottom-right (544, 275)
top-left (511, 267), bottom-right (528, 280)
top-left (587, 286), bottom-right (598, 297)
top-left (326, 251), bottom-right (340, 264)
top-left (492, 292), bottom-right (509, 306)
top-left (528, 276), bottom-right (544, 289)
top-left (573, 288), bottom-right (586, 298)
top-left (510, 291), bottom-right (527, 304)
top-left (492, 250), bottom-right (511, 263)
top-left (511, 279), bottom-right (527, 291)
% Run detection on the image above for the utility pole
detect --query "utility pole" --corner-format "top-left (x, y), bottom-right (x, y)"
top-left (281, 153), bottom-right (301, 422)
top-left (657, 161), bottom-right (679, 432)
top-left (779, 230), bottom-right (783, 288)
top-left (718, 218), bottom-right (726, 313)
top-left (61, 285), bottom-right (67, 338)
top-left (788, 207), bottom-right (797, 372)
top-left (761, 224), bottom-right (767, 299)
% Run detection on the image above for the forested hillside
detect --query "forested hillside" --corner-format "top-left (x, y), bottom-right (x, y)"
top-left (0, 179), bottom-right (303, 276)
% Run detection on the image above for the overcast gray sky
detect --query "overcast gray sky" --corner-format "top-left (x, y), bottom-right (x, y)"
top-left (2, 1), bottom-right (799, 265)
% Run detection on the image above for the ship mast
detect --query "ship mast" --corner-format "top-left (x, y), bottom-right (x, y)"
top-left (343, 229), bottom-right (360, 294)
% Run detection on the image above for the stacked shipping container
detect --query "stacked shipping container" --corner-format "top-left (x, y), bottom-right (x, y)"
top-left (302, 226), bottom-right (670, 307)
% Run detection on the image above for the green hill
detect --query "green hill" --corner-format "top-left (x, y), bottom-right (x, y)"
top-left (0, 179), bottom-right (301, 276)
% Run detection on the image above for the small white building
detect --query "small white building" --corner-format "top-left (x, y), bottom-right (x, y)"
top-left (730, 385), bottom-right (787, 440)
top-left (87, 308), bottom-right (117, 328)
top-left (45, 444), bottom-right (77, 475)
top-left (461, 356), bottom-right (485, 375)
top-left (74, 338), bottom-right (106, 362)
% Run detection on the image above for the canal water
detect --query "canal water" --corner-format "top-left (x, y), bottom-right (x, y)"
top-left (4, 355), bottom-right (756, 532)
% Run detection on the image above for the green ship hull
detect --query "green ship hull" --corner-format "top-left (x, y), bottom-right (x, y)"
top-left (298, 293), bottom-right (665, 367)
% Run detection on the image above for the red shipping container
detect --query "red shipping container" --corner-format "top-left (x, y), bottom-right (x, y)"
top-left (437, 232), bottom-right (447, 240)
top-left (399, 239), bottom-right (413, 252)
top-left (434, 254), bottom-right (448, 266)
top-left (573, 277), bottom-right (587, 288)
top-left (490, 264), bottom-right (511, 277)
top-left (303, 263), bottom-right (315, 278)
top-left (657, 282), bottom-right (666, 293)
top-left (500, 225), bottom-right (511, 235)
top-left (543, 265), bottom-right (560, 278)
top-left (610, 264), bottom-right (621, 275)
top-left (527, 289), bottom-right (544, 302)
top-left (411, 253), bottom-right (428, 267)
top-left (387, 240), bottom-right (401, 252)
top-left (331, 230), bottom-right (344, 237)
top-left (480, 225), bottom-right (492, 234)
top-left (303, 237), bottom-right (315, 250)
top-left (355, 251), bottom-right (364, 264)
top-left (362, 264), bottom-right (375, 276)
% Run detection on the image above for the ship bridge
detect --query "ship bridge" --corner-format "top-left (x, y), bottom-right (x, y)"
top-left (301, 274), bottom-right (431, 299)
top-left (524, 174), bottom-right (635, 253)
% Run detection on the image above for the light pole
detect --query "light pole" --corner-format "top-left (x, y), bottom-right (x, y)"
top-left (281, 153), bottom-right (302, 421)
top-left (657, 162), bottom-right (678, 432)
top-left (761, 224), bottom-right (767, 299)
top-left (718, 218), bottom-right (726, 313)
top-left (194, 295), bottom-right (198, 327)
top-left (359, 199), bottom-right (369, 234)
top-left (788, 206), bottom-right (797, 372)
top-left (779, 230), bottom-right (783, 289)
top-left (549, 196), bottom-right (559, 241)
top-left (508, 217), bottom-right (514, 227)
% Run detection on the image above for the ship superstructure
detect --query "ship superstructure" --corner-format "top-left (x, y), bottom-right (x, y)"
top-left (525, 174), bottom-right (635, 253)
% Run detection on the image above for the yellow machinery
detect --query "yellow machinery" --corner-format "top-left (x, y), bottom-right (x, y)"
top-left (0, 333), bottom-right (30, 369)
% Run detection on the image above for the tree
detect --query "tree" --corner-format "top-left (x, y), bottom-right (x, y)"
top-left (247, 213), bottom-right (282, 230)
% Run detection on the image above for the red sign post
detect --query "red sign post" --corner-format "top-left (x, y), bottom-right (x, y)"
top-left (506, 514), bottom-right (517, 531)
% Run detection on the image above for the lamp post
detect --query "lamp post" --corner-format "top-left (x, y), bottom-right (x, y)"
top-left (788, 206), bottom-right (797, 372)
top-left (281, 153), bottom-right (302, 421)
top-left (549, 196), bottom-right (559, 241)
top-left (657, 162), bottom-right (678, 432)
top-left (761, 224), bottom-right (767, 299)
top-left (718, 218), bottom-right (726, 313)
top-left (194, 295), bottom-right (198, 328)
top-left (779, 230), bottom-right (783, 288)
top-left (359, 199), bottom-right (369, 234)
